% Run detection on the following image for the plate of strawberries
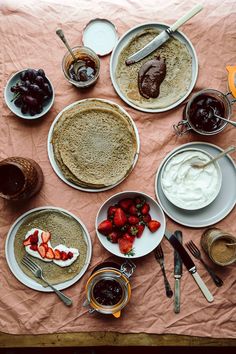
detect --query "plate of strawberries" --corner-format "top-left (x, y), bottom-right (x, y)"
top-left (96, 191), bottom-right (165, 258)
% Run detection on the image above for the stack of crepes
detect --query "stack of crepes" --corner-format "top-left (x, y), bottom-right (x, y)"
top-left (51, 99), bottom-right (138, 189)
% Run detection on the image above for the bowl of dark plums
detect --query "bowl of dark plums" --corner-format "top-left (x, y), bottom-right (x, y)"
top-left (4, 68), bottom-right (54, 119)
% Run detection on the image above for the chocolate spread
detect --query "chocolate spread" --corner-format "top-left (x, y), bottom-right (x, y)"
top-left (138, 56), bottom-right (166, 99)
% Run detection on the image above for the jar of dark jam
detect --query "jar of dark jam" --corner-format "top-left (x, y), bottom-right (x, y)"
top-left (173, 89), bottom-right (234, 136)
top-left (84, 261), bottom-right (136, 318)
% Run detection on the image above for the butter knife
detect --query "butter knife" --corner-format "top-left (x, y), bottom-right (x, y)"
top-left (126, 4), bottom-right (203, 65)
top-left (165, 228), bottom-right (214, 303)
top-left (174, 230), bottom-right (183, 313)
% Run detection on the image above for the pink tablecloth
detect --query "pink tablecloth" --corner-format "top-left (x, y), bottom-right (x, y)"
top-left (0, 0), bottom-right (235, 338)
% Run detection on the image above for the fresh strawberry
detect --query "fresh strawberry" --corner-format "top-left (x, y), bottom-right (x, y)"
top-left (30, 230), bottom-right (39, 244)
top-left (127, 225), bottom-right (138, 236)
top-left (128, 204), bottom-right (138, 216)
top-left (54, 249), bottom-right (61, 260)
top-left (148, 220), bottom-right (161, 233)
top-left (41, 231), bottom-right (51, 243)
top-left (114, 208), bottom-right (127, 228)
top-left (142, 213), bottom-right (152, 224)
top-left (134, 196), bottom-right (146, 208)
top-left (98, 219), bottom-right (113, 235)
top-left (118, 198), bottom-right (133, 211)
top-left (141, 203), bottom-right (150, 215)
top-left (45, 247), bottom-right (54, 259)
top-left (23, 236), bottom-right (31, 246)
top-left (38, 244), bottom-right (46, 258)
top-left (136, 224), bottom-right (145, 238)
top-left (128, 215), bottom-right (139, 225)
top-left (67, 251), bottom-right (73, 259)
top-left (123, 233), bottom-right (135, 243)
top-left (30, 244), bottom-right (38, 251)
top-left (118, 238), bottom-right (134, 255)
top-left (61, 251), bottom-right (68, 261)
top-left (107, 205), bottom-right (117, 219)
top-left (107, 231), bottom-right (120, 243)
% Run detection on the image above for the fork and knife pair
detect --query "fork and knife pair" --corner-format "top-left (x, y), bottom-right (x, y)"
top-left (155, 230), bottom-right (224, 313)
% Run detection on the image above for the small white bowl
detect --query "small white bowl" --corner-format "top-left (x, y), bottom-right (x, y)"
top-left (4, 69), bottom-right (54, 120)
top-left (95, 191), bottom-right (165, 258)
top-left (160, 148), bottom-right (222, 211)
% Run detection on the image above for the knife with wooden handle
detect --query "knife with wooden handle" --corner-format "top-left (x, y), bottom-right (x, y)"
top-left (174, 230), bottom-right (183, 313)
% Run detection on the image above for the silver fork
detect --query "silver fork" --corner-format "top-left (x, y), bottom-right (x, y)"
top-left (22, 255), bottom-right (73, 306)
top-left (154, 244), bottom-right (173, 298)
top-left (185, 241), bottom-right (223, 287)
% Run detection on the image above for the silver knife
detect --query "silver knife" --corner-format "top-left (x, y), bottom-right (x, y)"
top-left (174, 230), bottom-right (182, 313)
top-left (165, 228), bottom-right (214, 303)
top-left (126, 4), bottom-right (203, 65)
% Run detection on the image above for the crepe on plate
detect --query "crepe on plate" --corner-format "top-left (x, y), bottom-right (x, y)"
top-left (14, 209), bottom-right (88, 286)
top-left (51, 99), bottom-right (138, 189)
top-left (116, 28), bottom-right (192, 109)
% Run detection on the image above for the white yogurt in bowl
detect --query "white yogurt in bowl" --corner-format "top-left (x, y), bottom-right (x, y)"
top-left (161, 148), bottom-right (222, 210)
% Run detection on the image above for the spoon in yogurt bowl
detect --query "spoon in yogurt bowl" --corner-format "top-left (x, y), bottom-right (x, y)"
top-left (191, 146), bottom-right (236, 169)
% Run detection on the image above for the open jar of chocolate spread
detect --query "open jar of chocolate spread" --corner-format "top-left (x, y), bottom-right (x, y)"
top-left (84, 260), bottom-right (136, 318)
top-left (173, 89), bottom-right (236, 136)
top-left (201, 228), bottom-right (236, 266)
top-left (0, 157), bottom-right (43, 201)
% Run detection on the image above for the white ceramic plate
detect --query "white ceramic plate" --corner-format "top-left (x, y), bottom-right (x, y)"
top-left (5, 207), bottom-right (92, 292)
top-left (96, 191), bottom-right (166, 258)
top-left (47, 98), bottom-right (140, 192)
top-left (110, 23), bottom-right (198, 113)
top-left (155, 142), bottom-right (236, 227)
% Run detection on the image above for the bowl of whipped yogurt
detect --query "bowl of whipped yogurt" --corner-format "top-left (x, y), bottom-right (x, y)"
top-left (161, 148), bottom-right (222, 210)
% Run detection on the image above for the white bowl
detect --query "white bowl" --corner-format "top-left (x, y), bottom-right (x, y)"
top-left (160, 148), bottom-right (222, 211)
top-left (4, 69), bottom-right (54, 120)
top-left (95, 191), bottom-right (165, 258)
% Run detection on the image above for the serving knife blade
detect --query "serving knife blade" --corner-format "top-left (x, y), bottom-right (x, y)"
top-left (174, 230), bottom-right (182, 313)
top-left (125, 4), bottom-right (203, 65)
top-left (165, 228), bottom-right (214, 303)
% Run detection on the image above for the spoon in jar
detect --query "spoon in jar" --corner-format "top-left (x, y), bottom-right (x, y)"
top-left (191, 145), bottom-right (236, 169)
top-left (56, 28), bottom-right (85, 75)
top-left (210, 107), bottom-right (236, 128)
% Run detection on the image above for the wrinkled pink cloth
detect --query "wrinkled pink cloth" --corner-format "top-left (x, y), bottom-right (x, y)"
top-left (0, 0), bottom-right (235, 338)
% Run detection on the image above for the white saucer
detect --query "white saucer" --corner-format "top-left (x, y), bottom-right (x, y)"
top-left (155, 142), bottom-right (236, 228)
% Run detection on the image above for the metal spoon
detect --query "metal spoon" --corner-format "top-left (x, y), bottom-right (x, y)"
top-left (210, 107), bottom-right (236, 128)
top-left (191, 145), bottom-right (236, 169)
top-left (56, 28), bottom-right (85, 75)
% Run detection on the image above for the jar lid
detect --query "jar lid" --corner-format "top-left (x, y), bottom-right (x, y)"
top-left (82, 19), bottom-right (118, 56)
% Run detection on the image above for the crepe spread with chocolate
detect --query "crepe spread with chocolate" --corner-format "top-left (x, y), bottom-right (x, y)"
top-left (116, 28), bottom-right (192, 109)
top-left (14, 210), bottom-right (88, 286)
top-left (51, 99), bottom-right (138, 189)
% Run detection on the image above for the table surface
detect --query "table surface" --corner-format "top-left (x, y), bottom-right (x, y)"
top-left (0, 0), bottom-right (236, 348)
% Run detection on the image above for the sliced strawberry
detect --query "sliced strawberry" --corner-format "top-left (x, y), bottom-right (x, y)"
top-left (23, 236), bottom-right (31, 246)
top-left (142, 213), bottom-right (152, 224)
top-left (45, 247), bottom-right (54, 259)
top-left (148, 220), bottom-right (161, 233)
top-left (38, 244), bottom-right (46, 258)
top-left (98, 219), bottom-right (113, 236)
top-left (141, 203), bottom-right (150, 215)
top-left (41, 231), bottom-right (51, 243)
top-left (114, 208), bottom-right (127, 228)
top-left (137, 224), bottom-right (145, 238)
top-left (67, 251), bottom-right (73, 259)
top-left (54, 249), bottom-right (61, 260)
top-left (41, 242), bottom-right (48, 251)
top-left (107, 206), bottom-right (117, 219)
top-left (61, 251), bottom-right (68, 261)
top-left (128, 216), bottom-right (139, 225)
top-left (123, 233), bottom-right (135, 243)
top-left (118, 198), bottom-right (133, 211)
top-left (30, 244), bottom-right (38, 251)
top-left (128, 204), bottom-right (138, 216)
top-left (107, 230), bottom-right (120, 243)
top-left (30, 231), bottom-right (39, 244)
top-left (118, 238), bottom-right (134, 255)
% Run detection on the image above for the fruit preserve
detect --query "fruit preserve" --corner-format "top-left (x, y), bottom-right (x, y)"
top-left (93, 278), bottom-right (123, 306)
top-left (68, 56), bottom-right (97, 83)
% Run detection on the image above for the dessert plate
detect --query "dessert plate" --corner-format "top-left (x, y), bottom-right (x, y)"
top-left (110, 22), bottom-right (198, 113)
top-left (155, 142), bottom-right (236, 227)
top-left (5, 207), bottom-right (92, 292)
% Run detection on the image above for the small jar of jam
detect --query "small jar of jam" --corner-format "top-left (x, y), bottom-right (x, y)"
top-left (201, 228), bottom-right (236, 266)
top-left (84, 261), bottom-right (136, 318)
top-left (62, 46), bottom-right (100, 88)
top-left (173, 89), bottom-right (234, 136)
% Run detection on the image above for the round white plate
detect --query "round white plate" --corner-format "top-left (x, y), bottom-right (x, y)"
top-left (110, 22), bottom-right (198, 113)
top-left (96, 191), bottom-right (166, 258)
top-left (155, 142), bottom-right (236, 228)
top-left (5, 207), bottom-right (92, 292)
top-left (47, 98), bottom-right (140, 192)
